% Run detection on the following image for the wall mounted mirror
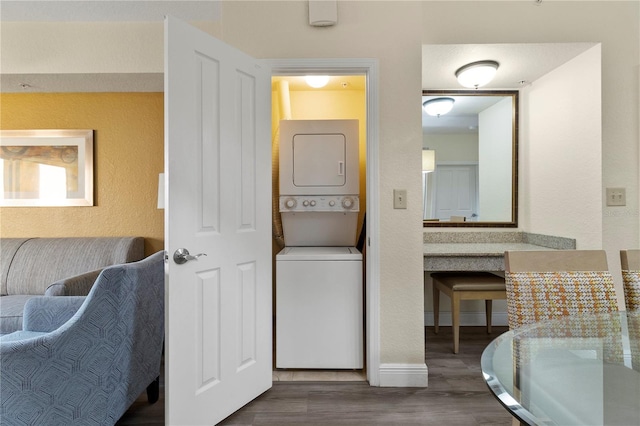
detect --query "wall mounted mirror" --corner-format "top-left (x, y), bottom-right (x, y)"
top-left (422, 90), bottom-right (518, 227)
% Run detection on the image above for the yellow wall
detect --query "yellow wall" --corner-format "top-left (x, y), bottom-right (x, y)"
top-left (0, 93), bottom-right (164, 255)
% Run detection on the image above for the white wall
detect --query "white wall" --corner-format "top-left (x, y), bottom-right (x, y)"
top-left (0, 22), bottom-right (164, 74)
top-left (423, 0), bottom-right (639, 301)
top-left (479, 97), bottom-right (514, 222)
top-left (520, 46), bottom-right (603, 248)
top-left (424, 133), bottom-right (478, 162)
top-left (216, 1), bottom-right (425, 371)
top-left (422, 1), bottom-right (638, 322)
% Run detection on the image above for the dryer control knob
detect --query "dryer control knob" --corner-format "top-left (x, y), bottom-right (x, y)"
top-left (342, 197), bottom-right (354, 209)
top-left (329, 200), bottom-right (336, 207)
top-left (302, 200), bottom-right (310, 207)
top-left (284, 198), bottom-right (297, 209)
top-left (310, 200), bottom-right (317, 207)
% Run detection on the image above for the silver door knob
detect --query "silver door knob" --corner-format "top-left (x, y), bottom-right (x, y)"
top-left (173, 248), bottom-right (207, 265)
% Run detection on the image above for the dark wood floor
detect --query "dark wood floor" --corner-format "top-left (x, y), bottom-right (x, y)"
top-left (117, 326), bottom-right (513, 425)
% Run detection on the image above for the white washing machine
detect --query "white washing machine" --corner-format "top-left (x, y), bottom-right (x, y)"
top-left (276, 246), bottom-right (363, 369)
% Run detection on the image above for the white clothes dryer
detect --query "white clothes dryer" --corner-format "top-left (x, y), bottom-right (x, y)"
top-left (278, 119), bottom-right (360, 247)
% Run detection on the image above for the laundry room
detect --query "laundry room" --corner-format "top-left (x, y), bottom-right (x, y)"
top-left (271, 75), bottom-right (367, 376)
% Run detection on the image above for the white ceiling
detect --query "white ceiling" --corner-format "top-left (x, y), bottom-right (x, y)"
top-left (422, 42), bottom-right (597, 132)
top-left (422, 43), bottom-right (596, 90)
top-left (422, 94), bottom-right (505, 135)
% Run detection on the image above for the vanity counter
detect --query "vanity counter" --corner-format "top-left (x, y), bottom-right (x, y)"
top-left (424, 242), bottom-right (553, 257)
top-left (423, 232), bottom-right (576, 272)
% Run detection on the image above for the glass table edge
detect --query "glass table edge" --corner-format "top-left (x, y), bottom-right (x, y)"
top-left (480, 311), bottom-right (640, 426)
top-left (480, 333), bottom-right (543, 426)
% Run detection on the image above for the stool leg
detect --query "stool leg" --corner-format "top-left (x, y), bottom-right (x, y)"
top-left (452, 293), bottom-right (460, 354)
top-left (433, 283), bottom-right (440, 334)
top-left (485, 300), bottom-right (493, 334)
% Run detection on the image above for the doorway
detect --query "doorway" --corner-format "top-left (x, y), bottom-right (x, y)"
top-left (271, 74), bottom-right (366, 381)
top-left (268, 58), bottom-right (380, 385)
top-left (433, 164), bottom-right (478, 221)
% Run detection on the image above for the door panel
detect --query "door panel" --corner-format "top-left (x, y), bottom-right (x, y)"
top-left (434, 165), bottom-right (477, 220)
top-left (165, 15), bottom-right (271, 425)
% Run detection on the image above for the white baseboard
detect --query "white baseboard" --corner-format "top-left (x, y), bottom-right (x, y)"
top-left (378, 363), bottom-right (428, 387)
top-left (424, 311), bottom-right (509, 327)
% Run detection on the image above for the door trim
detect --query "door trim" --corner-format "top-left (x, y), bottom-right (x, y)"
top-left (267, 58), bottom-right (380, 386)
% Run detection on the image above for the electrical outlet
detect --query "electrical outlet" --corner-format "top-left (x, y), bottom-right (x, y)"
top-left (606, 187), bottom-right (626, 206)
top-left (393, 189), bottom-right (407, 209)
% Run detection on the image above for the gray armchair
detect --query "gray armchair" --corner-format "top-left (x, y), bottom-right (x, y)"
top-left (0, 251), bottom-right (165, 426)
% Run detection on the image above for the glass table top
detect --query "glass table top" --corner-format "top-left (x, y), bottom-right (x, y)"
top-left (481, 311), bottom-right (640, 426)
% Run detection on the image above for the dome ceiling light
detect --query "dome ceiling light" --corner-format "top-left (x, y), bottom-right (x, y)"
top-left (422, 97), bottom-right (455, 117)
top-left (455, 60), bottom-right (499, 89)
top-left (304, 75), bottom-right (330, 88)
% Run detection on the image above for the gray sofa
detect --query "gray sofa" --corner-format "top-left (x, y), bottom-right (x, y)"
top-left (0, 237), bottom-right (144, 335)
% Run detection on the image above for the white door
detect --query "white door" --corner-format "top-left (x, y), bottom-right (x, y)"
top-left (164, 16), bottom-right (272, 425)
top-left (434, 164), bottom-right (477, 220)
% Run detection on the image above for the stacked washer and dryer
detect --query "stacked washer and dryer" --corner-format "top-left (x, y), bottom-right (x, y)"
top-left (276, 119), bottom-right (363, 369)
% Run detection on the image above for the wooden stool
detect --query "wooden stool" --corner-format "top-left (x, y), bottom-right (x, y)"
top-left (431, 272), bottom-right (506, 354)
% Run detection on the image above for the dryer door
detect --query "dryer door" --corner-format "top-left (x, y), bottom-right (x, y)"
top-left (293, 133), bottom-right (346, 187)
top-left (279, 119), bottom-right (359, 195)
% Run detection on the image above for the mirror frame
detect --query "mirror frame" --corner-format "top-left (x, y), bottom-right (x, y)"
top-left (422, 89), bottom-right (519, 228)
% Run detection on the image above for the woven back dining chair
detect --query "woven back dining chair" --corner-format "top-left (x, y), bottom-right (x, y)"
top-left (620, 250), bottom-right (640, 373)
top-left (504, 250), bottom-right (623, 426)
top-left (620, 249), bottom-right (640, 311)
top-left (504, 250), bottom-right (619, 329)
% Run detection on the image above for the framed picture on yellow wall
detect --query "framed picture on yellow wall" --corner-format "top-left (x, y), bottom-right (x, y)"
top-left (0, 129), bottom-right (93, 207)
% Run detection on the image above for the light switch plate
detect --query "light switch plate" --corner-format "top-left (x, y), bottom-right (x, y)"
top-left (606, 187), bottom-right (626, 206)
top-left (394, 189), bottom-right (407, 209)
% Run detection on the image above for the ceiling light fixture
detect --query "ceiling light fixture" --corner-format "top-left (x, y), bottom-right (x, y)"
top-left (304, 75), bottom-right (330, 88)
top-left (422, 97), bottom-right (455, 117)
top-left (455, 60), bottom-right (499, 89)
